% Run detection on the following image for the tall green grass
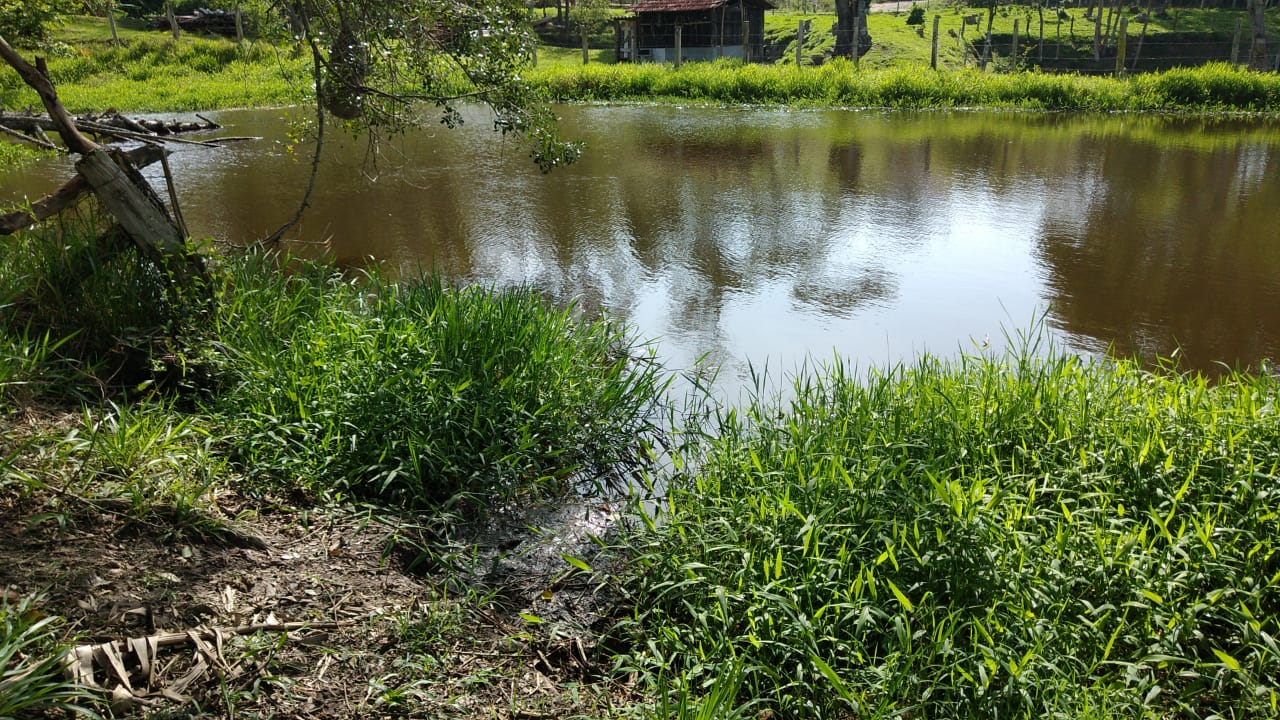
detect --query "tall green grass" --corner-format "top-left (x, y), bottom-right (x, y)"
top-left (0, 219), bottom-right (208, 400)
top-left (210, 255), bottom-right (668, 509)
top-left (2, 222), bottom-right (667, 514)
top-left (0, 32), bottom-right (310, 113)
top-left (532, 60), bottom-right (1280, 111)
top-left (618, 339), bottom-right (1280, 719)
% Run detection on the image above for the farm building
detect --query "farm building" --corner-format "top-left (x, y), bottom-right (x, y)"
top-left (617, 0), bottom-right (774, 63)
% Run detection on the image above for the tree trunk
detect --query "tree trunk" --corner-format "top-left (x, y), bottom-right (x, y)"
top-left (0, 145), bottom-right (167, 236)
top-left (1248, 0), bottom-right (1270, 69)
top-left (835, 0), bottom-right (856, 57)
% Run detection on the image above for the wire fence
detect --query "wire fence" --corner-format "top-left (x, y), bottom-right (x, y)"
top-left (820, 8), bottom-right (1280, 73)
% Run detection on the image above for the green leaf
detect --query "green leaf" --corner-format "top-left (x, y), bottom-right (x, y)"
top-left (809, 654), bottom-right (855, 703)
top-left (886, 578), bottom-right (914, 612)
top-left (561, 554), bottom-right (593, 573)
top-left (1213, 648), bottom-right (1242, 673)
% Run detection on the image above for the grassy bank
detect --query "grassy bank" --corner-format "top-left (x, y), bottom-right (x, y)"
top-left (0, 21), bottom-right (311, 113)
top-left (7, 15), bottom-right (1280, 117)
top-left (0, 223), bottom-right (670, 717)
top-left (1, 225), bottom-right (665, 512)
top-left (618, 341), bottom-right (1280, 719)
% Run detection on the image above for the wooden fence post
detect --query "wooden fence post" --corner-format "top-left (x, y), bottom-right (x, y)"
top-left (165, 1), bottom-right (180, 40)
top-left (1114, 16), bottom-right (1127, 76)
top-left (931, 15), bottom-right (940, 69)
top-left (1038, 3), bottom-right (1045, 63)
top-left (1231, 17), bottom-right (1242, 65)
top-left (797, 19), bottom-right (806, 65)
top-left (853, 18), bottom-right (861, 65)
top-left (1093, 5), bottom-right (1102, 60)
top-left (1012, 18), bottom-right (1020, 69)
top-left (107, 1), bottom-right (119, 45)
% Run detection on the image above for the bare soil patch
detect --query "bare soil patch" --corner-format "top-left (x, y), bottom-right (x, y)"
top-left (1, 481), bottom-right (638, 719)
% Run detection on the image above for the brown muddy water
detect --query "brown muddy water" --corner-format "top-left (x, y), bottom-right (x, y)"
top-left (4, 105), bottom-right (1280, 396)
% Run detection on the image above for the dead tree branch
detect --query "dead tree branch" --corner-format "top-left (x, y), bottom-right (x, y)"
top-left (0, 37), bottom-right (97, 154)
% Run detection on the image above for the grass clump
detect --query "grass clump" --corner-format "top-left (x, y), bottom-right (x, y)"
top-left (0, 592), bottom-right (99, 718)
top-left (618, 340), bottom-right (1280, 719)
top-left (2, 222), bottom-right (666, 516)
top-left (0, 219), bottom-right (212, 402)
top-left (211, 256), bottom-right (666, 509)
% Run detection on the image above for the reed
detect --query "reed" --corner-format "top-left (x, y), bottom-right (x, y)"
top-left (618, 336), bottom-right (1280, 718)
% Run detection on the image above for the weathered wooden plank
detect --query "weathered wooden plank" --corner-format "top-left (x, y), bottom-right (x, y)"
top-left (0, 145), bottom-right (167, 235)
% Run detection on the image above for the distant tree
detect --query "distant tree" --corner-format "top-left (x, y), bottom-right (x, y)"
top-left (575, 0), bottom-right (613, 38)
top-left (0, 0), bottom-right (75, 44)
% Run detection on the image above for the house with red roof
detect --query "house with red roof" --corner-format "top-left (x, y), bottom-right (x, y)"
top-left (617, 0), bottom-right (774, 64)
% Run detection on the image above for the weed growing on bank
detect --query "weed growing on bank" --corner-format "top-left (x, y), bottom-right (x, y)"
top-left (617, 339), bottom-right (1280, 718)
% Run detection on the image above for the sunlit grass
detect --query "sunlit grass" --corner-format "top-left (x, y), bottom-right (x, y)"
top-left (0, 20), bottom-right (310, 113)
top-left (617, 336), bottom-right (1280, 719)
top-left (1, 221), bottom-right (668, 517)
top-left (207, 255), bottom-right (668, 510)
top-left (531, 59), bottom-right (1280, 110)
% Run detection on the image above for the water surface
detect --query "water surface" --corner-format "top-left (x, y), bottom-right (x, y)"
top-left (5, 106), bottom-right (1279, 396)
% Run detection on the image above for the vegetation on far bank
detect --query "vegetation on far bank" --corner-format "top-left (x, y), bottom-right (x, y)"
top-left (7, 12), bottom-right (1280, 115)
top-left (532, 59), bottom-right (1280, 110)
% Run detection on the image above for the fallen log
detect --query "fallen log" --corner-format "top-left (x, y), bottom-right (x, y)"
top-left (146, 9), bottom-right (241, 37)
top-left (0, 144), bottom-right (167, 235)
top-left (0, 111), bottom-right (220, 144)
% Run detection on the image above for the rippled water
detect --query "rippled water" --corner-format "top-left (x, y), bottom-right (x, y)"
top-left (5, 105), bottom-right (1280, 396)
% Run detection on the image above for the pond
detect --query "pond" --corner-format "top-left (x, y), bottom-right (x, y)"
top-left (5, 105), bottom-right (1280, 396)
